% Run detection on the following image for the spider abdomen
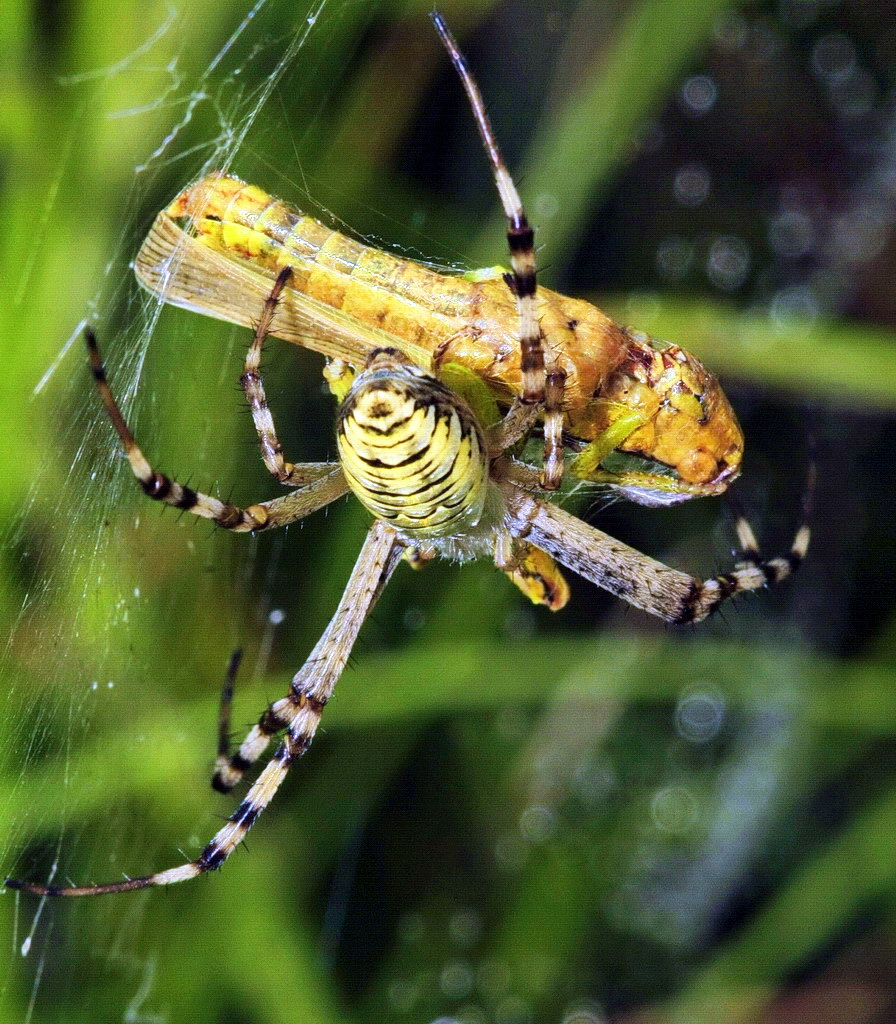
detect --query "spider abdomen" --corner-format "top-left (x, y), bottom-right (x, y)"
top-left (337, 349), bottom-right (490, 538)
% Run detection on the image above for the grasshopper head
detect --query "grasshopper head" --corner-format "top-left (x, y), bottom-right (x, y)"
top-left (575, 330), bottom-right (744, 507)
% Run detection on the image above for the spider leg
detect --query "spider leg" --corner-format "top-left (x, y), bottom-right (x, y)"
top-left (432, 13), bottom-right (564, 491)
top-left (485, 401), bottom-right (540, 457)
top-left (241, 267), bottom-right (327, 487)
top-left (501, 482), bottom-right (809, 623)
top-left (211, 527), bottom-right (363, 791)
top-left (244, 469), bottom-right (349, 530)
top-left (6, 521), bottom-right (405, 896)
top-left (215, 648), bottom-right (244, 781)
top-left (86, 328), bottom-right (344, 532)
top-left (540, 368), bottom-right (566, 489)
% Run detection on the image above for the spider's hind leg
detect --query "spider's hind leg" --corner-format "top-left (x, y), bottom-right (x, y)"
top-left (213, 648), bottom-right (248, 793)
top-left (5, 521), bottom-right (405, 896)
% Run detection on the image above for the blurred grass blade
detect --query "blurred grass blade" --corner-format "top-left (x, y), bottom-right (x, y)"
top-left (469, 0), bottom-right (740, 266)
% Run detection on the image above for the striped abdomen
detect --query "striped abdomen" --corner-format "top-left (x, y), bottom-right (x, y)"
top-left (337, 350), bottom-right (489, 537)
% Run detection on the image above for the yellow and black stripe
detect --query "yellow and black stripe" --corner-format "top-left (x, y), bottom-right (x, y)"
top-left (337, 349), bottom-right (490, 537)
top-left (430, 13), bottom-right (545, 405)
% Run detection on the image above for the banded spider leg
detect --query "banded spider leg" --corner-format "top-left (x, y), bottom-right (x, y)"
top-left (6, 453), bottom-right (807, 895)
top-left (5, 18), bottom-right (810, 896)
top-left (432, 12), bottom-right (566, 490)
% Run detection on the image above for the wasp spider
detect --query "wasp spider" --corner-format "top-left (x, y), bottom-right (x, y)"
top-left (7, 16), bottom-right (808, 897)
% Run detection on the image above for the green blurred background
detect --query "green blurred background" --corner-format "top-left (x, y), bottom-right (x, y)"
top-left (2, 0), bottom-right (896, 1022)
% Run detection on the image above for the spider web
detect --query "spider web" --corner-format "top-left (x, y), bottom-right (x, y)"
top-left (6, 2), bottom-right (881, 1022)
top-left (3, 2), bottom-right (658, 1013)
top-left (1, 1), bottom-right (400, 1017)
top-left (6, 2), bottom-right (572, 1017)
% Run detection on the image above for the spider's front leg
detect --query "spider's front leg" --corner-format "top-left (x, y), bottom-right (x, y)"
top-left (6, 521), bottom-right (405, 896)
top-left (500, 480), bottom-right (809, 623)
top-left (432, 12), bottom-right (565, 492)
top-left (86, 328), bottom-right (347, 531)
top-left (241, 266), bottom-right (333, 487)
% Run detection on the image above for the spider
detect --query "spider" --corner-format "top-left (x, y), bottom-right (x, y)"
top-left (6, 15), bottom-right (808, 897)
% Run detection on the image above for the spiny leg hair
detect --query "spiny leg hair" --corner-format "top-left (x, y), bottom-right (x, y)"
top-left (431, 12), bottom-right (565, 491)
top-left (5, 522), bottom-right (405, 896)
